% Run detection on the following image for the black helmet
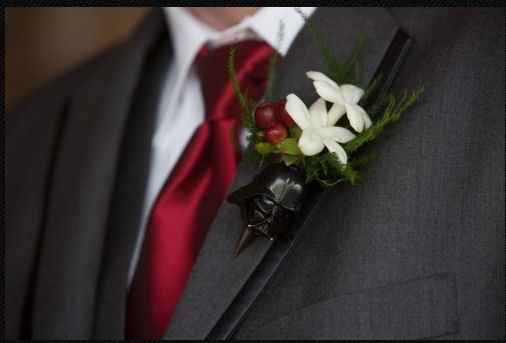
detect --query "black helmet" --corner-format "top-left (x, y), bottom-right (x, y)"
top-left (228, 163), bottom-right (306, 212)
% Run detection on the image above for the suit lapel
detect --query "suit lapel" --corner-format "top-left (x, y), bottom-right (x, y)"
top-left (93, 21), bottom-right (172, 339)
top-left (31, 10), bottom-right (167, 339)
top-left (164, 7), bottom-right (402, 340)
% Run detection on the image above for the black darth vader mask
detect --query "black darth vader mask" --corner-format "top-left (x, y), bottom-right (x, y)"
top-left (228, 163), bottom-right (307, 240)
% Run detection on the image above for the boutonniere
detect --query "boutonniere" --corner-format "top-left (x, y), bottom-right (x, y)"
top-left (227, 18), bottom-right (423, 256)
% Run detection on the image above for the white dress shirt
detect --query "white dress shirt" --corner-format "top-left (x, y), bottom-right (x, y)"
top-left (128, 6), bottom-right (316, 285)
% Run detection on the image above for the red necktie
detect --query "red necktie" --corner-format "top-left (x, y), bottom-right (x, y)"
top-left (126, 40), bottom-right (275, 339)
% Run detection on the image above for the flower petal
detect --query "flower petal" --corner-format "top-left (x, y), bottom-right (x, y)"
top-left (362, 110), bottom-right (372, 129)
top-left (323, 139), bottom-right (348, 165)
top-left (298, 128), bottom-right (325, 156)
top-left (306, 71), bottom-right (339, 88)
top-left (340, 84), bottom-right (364, 104)
top-left (308, 98), bottom-right (327, 127)
top-left (313, 81), bottom-right (344, 104)
top-left (318, 126), bottom-right (356, 143)
top-left (327, 102), bottom-right (346, 126)
top-left (285, 94), bottom-right (310, 129)
top-left (345, 103), bottom-right (366, 133)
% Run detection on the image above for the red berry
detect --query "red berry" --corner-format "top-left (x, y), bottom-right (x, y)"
top-left (254, 102), bottom-right (278, 129)
top-left (274, 100), bottom-right (296, 128)
top-left (265, 123), bottom-right (287, 145)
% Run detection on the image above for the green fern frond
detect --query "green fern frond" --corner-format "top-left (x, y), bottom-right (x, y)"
top-left (264, 21), bottom-right (284, 101)
top-left (360, 74), bottom-right (383, 110)
top-left (296, 8), bottom-right (340, 80)
top-left (228, 47), bottom-right (255, 130)
top-left (340, 33), bottom-right (366, 85)
top-left (344, 86), bottom-right (424, 154)
top-left (305, 152), bottom-right (361, 186)
top-left (264, 52), bottom-right (280, 101)
top-left (295, 8), bottom-right (366, 87)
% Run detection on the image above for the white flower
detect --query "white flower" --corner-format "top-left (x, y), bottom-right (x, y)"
top-left (285, 94), bottom-right (356, 164)
top-left (307, 71), bottom-right (372, 133)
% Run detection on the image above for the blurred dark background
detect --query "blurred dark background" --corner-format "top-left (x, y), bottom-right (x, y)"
top-left (5, 7), bottom-right (150, 111)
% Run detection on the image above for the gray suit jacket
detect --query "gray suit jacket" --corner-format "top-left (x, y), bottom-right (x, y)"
top-left (6, 7), bottom-right (505, 340)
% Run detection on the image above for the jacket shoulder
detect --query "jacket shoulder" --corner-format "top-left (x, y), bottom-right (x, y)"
top-left (8, 38), bottom-right (128, 132)
top-left (5, 38), bottom-right (132, 339)
top-left (6, 37), bottom-right (134, 176)
top-left (388, 7), bottom-right (503, 46)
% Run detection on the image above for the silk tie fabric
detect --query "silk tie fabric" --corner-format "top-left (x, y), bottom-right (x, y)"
top-left (126, 40), bottom-right (275, 339)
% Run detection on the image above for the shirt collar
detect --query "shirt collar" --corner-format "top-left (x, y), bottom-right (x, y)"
top-left (163, 7), bottom-right (316, 71)
top-left (164, 7), bottom-right (217, 73)
top-left (245, 7), bottom-right (316, 56)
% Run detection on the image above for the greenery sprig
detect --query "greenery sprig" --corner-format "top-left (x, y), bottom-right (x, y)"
top-left (304, 86), bottom-right (423, 187)
top-left (228, 11), bottom-right (423, 188)
top-left (228, 47), bottom-right (255, 131)
top-left (345, 87), bottom-right (424, 155)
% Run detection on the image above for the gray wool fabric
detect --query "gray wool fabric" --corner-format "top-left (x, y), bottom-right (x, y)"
top-left (5, 7), bottom-right (505, 340)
